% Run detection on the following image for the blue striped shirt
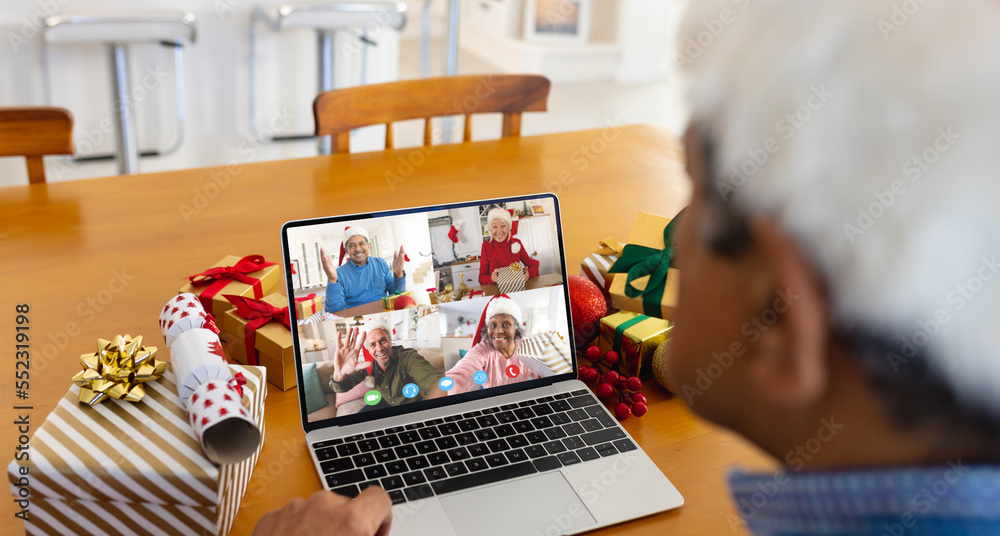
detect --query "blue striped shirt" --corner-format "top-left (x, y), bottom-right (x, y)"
top-left (728, 463), bottom-right (1000, 535)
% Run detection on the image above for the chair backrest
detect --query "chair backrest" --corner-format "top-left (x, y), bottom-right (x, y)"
top-left (0, 107), bottom-right (74, 184)
top-left (313, 74), bottom-right (551, 154)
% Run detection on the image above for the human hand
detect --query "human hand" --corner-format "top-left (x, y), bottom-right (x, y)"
top-left (491, 268), bottom-right (502, 283)
top-left (320, 248), bottom-right (338, 284)
top-left (392, 245), bottom-right (406, 278)
top-left (332, 327), bottom-right (365, 381)
top-left (253, 487), bottom-right (392, 536)
top-left (522, 267), bottom-right (530, 281)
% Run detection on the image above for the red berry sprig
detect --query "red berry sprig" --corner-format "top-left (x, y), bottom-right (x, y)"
top-left (578, 345), bottom-right (646, 420)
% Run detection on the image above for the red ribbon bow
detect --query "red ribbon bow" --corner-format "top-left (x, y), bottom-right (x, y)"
top-left (224, 294), bottom-right (310, 366)
top-left (187, 255), bottom-right (276, 312)
top-left (229, 372), bottom-right (248, 397)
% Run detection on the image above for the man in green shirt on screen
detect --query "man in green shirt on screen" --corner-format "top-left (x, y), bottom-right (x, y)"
top-left (329, 318), bottom-right (446, 411)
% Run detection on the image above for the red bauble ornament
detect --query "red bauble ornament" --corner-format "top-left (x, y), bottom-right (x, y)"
top-left (632, 401), bottom-right (648, 417)
top-left (568, 275), bottom-right (607, 347)
top-left (393, 295), bottom-right (417, 309)
top-left (615, 403), bottom-right (632, 420)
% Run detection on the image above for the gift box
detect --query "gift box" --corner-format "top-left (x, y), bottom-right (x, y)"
top-left (295, 293), bottom-right (324, 319)
top-left (580, 238), bottom-right (623, 300)
top-left (381, 291), bottom-right (412, 310)
top-left (7, 364), bottom-right (266, 536)
top-left (609, 213), bottom-right (680, 321)
top-left (222, 293), bottom-right (296, 391)
top-left (180, 255), bottom-right (280, 321)
top-left (599, 311), bottom-right (672, 380)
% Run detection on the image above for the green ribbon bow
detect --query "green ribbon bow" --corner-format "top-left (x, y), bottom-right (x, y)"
top-left (607, 216), bottom-right (680, 318)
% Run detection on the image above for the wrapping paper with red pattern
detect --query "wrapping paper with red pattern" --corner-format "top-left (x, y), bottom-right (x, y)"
top-left (159, 295), bottom-right (262, 465)
top-left (159, 293), bottom-right (219, 346)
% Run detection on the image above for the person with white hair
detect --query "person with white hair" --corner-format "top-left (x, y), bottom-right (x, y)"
top-left (446, 294), bottom-right (539, 394)
top-left (320, 225), bottom-right (407, 313)
top-left (327, 317), bottom-right (445, 410)
top-left (477, 206), bottom-right (540, 285)
top-left (668, 0), bottom-right (1000, 533)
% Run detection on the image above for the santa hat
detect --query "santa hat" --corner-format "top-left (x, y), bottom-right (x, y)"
top-left (362, 317), bottom-right (391, 339)
top-left (339, 226), bottom-right (370, 266)
top-left (471, 294), bottom-right (523, 347)
top-left (486, 208), bottom-right (522, 254)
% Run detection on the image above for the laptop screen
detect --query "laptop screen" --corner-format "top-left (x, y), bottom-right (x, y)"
top-left (281, 194), bottom-right (576, 431)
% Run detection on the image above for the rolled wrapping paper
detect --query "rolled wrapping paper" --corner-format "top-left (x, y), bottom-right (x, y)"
top-left (496, 261), bottom-right (527, 295)
top-left (159, 295), bottom-right (262, 465)
top-left (159, 292), bottom-right (219, 346)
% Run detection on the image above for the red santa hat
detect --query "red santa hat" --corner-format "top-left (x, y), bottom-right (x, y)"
top-left (471, 294), bottom-right (523, 347)
top-left (486, 208), bottom-right (521, 254)
top-left (339, 226), bottom-right (370, 266)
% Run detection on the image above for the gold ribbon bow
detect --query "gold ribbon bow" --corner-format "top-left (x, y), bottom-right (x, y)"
top-left (72, 335), bottom-right (166, 406)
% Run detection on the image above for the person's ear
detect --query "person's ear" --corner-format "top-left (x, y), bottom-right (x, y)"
top-left (744, 218), bottom-right (829, 408)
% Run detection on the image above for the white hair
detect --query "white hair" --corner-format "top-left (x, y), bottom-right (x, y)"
top-left (681, 0), bottom-right (1000, 416)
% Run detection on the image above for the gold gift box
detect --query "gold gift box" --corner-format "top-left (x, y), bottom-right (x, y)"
top-left (222, 293), bottom-right (296, 391)
top-left (179, 255), bottom-right (281, 321)
top-left (382, 291), bottom-right (413, 310)
top-left (599, 311), bottom-right (672, 380)
top-left (609, 212), bottom-right (680, 321)
top-left (7, 365), bottom-right (266, 536)
top-left (295, 293), bottom-right (325, 319)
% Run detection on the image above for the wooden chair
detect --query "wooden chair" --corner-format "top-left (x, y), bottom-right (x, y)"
top-left (0, 107), bottom-right (74, 184)
top-left (313, 74), bottom-right (551, 154)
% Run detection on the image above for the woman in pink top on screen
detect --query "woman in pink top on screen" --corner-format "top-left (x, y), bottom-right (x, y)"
top-left (478, 207), bottom-right (540, 285)
top-left (446, 294), bottom-right (539, 394)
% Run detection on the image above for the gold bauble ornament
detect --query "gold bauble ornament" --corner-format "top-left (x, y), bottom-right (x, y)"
top-left (652, 338), bottom-right (674, 393)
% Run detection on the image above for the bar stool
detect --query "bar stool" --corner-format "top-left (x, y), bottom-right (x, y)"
top-left (42, 12), bottom-right (197, 175)
top-left (249, 2), bottom-right (407, 154)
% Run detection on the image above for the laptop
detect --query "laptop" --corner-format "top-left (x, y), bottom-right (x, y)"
top-left (280, 194), bottom-right (683, 535)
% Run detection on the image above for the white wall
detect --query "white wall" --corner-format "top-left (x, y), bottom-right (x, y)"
top-left (0, 0), bottom-right (409, 186)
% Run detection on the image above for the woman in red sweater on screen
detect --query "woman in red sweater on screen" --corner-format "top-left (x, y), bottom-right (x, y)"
top-left (478, 207), bottom-right (540, 285)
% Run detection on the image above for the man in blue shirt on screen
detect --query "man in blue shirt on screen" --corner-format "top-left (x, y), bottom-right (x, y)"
top-left (320, 226), bottom-right (406, 314)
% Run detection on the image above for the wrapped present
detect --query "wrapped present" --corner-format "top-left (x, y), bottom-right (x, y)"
top-left (518, 331), bottom-right (573, 377)
top-left (222, 293), bottom-right (297, 391)
top-left (7, 364), bottom-right (266, 536)
top-left (381, 291), bottom-right (412, 310)
top-left (580, 238), bottom-right (623, 300)
top-left (180, 255), bottom-right (280, 321)
top-left (496, 262), bottom-right (526, 295)
top-left (295, 293), bottom-right (324, 319)
top-left (608, 213), bottom-right (680, 321)
top-left (599, 311), bottom-right (672, 380)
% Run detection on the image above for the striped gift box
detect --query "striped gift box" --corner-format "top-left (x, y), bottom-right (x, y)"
top-left (8, 365), bottom-right (266, 536)
top-left (496, 262), bottom-right (526, 295)
top-left (579, 238), bottom-right (622, 300)
top-left (518, 331), bottom-right (573, 377)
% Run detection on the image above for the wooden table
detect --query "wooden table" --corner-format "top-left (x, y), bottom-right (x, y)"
top-left (0, 126), bottom-right (777, 536)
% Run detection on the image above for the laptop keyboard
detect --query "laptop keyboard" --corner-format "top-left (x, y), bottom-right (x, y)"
top-left (310, 389), bottom-right (637, 505)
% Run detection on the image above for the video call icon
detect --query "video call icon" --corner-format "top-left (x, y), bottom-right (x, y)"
top-left (364, 390), bottom-right (382, 406)
top-left (439, 377), bottom-right (455, 391)
top-left (505, 365), bottom-right (520, 378)
top-left (402, 383), bottom-right (419, 399)
top-left (473, 371), bottom-right (488, 385)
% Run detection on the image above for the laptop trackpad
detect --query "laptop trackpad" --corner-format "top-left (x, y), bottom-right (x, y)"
top-left (439, 472), bottom-right (597, 536)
